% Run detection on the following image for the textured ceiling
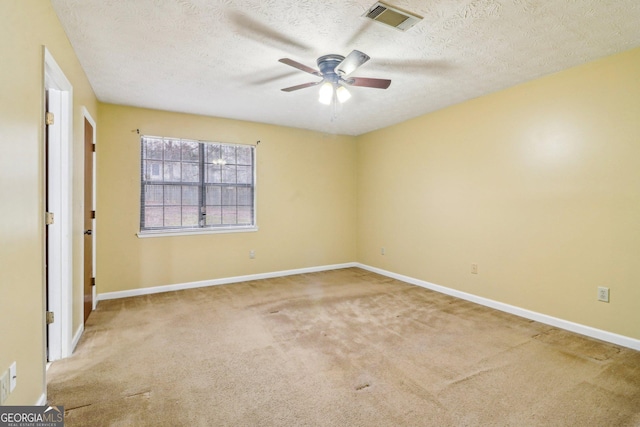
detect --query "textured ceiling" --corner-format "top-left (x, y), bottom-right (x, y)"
top-left (51, 0), bottom-right (640, 136)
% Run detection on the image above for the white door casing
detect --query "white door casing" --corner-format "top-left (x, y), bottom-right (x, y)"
top-left (44, 47), bottom-right (73, 362)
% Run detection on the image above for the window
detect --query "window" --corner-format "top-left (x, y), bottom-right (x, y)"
top-left (140, 136), bottom-right (256, 235)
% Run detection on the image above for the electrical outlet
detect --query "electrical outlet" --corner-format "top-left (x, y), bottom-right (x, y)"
top-left (0, 369), bottom-right (9, 405)
top-left (471, 263), bottom-right (478, 274)
top-left (249, 250), bottom-right (255, 259)
top-left (597, 286), bottom-right (609, 303)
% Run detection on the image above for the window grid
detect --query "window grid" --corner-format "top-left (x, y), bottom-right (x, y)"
top-left (140, 136), bottom-right (255, 232)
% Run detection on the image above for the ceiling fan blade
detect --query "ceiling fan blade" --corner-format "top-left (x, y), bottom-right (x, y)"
top-left (281, 81), bottom-right (322, 92)
top-left (369, 59), bottom-right (452, 73)
top-left (247, 71), bottom-right (299, 86)
top-left (229, 12), bottom-right (311, 53)
top-left (278, 58), bottom-right (322, 77)
top-left (335, 50), bottom-right (370, 76)
top-left (344, 77), bottom-right (391, 89)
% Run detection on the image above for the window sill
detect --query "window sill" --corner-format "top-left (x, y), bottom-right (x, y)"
top-left (137, 226), bottom-right (258, 238)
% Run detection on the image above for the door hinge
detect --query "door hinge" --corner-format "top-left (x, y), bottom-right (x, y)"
top-left (92, 144), bottom-right (96, 152)
top-left (91, 210), bottom-right (96, 219)
top-left (46, 311), bottom-right (54, 325)
top-left (45, 112), bottom-right (54, 126)
top-left (91, 277), bottom-right (96, 287)
top-left (45, 212), bottom-right (54, 225)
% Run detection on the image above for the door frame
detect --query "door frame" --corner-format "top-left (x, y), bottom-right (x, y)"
top-left (81, 107), bottom-right (97, 312)
top-left (44, 47), bottom-right (73, 361)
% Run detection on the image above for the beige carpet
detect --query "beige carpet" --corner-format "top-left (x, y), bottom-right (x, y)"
top-left (47, 268), bottom-right (640, 426)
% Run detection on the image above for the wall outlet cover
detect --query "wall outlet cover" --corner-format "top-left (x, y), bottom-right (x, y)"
top-left (597, 286), bottom-right (610, 303)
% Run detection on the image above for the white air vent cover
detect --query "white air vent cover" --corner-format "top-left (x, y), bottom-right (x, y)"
top-left (364, 1), bottom-right (423, 31)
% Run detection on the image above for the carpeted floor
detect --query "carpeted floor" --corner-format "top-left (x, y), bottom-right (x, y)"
top-left (47, 268), bottom-right (640, 426)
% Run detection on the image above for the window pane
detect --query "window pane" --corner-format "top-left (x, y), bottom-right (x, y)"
top-left (144, 184), bottom-right (163, 205)
top-left (182, 186), bottom-right (199, 205)
top-left (205, 164), bottom-right (221, 183)
top-left (222, 165), bottom-right (237, 183)
top-left (182, 162), bottom-right (199, 182)
top-left (164, 186), bottom-right (181, 205)
top-left (163, 139), bottom-right (181, 161)
top-left (237, 187), bottom-right (251, 205)
top-left (182, 140), bottom-right (200, 161)
top-left (222, 145), bottom-right (236, 163)
top-left (144, 161), bottom-right (163, 181)
top-left (222, 206), bottom-right (237, 224)
top-left (222, 186), bottom-right (236, 205)
top-left (237, 165), bottom-right (251, 184)
top-left (205, 144), bottom-right (221, 163)
top-left (206, 186), bottom-right (221, 205)
top-left (144, 206), bottom-right (163, 228)
top-left (164, 207), bottom-right (181, 227)
top-left (164, 162), bottom-right (181, 182)
top-left (206, 206), bottom-right (222, 225)
top-left (237, 146), bottom-right (251, 165)
top-left (143, 138), bottom-right (163, 160)
top-left (182, 206), bottom-right (199, 226)
top-left (237, 206), bottom-right (253, 224)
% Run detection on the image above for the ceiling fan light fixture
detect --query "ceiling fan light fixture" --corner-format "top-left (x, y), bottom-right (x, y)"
top-left (318, 81), bottom-right (334, 105)
top-left (336, 85), bottom-right (351, 103)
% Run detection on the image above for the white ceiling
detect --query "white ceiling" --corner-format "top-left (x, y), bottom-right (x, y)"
top-left (51, 0), bottom-right (640, 136)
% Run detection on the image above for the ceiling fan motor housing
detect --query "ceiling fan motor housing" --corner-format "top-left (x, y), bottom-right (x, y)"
top-left (317, 54), bottom-right (345, 82)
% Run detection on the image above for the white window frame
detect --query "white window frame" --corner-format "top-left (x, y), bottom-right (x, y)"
top-left (137, 136), bottom-right (257, 238)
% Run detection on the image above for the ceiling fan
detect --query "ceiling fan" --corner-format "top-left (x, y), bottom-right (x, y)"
top-left (278, 50), bottom-right (391, 105)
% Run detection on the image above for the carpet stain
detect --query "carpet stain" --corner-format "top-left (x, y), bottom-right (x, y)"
top-left (446, 367), bottom-right (496, 387)
top-left (125, 391), bottom-right (151, 400)
top-left (65, 403), bottom-right (93, 413)
top-left (355, 383), bottom-right (370, 391)
top-left (533, 329), bottom-right (621, 361)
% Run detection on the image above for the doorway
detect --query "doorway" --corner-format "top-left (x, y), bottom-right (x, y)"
top-left (82, 111), bottom-right (96, 322)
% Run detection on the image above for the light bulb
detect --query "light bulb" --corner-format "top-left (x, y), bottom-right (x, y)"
top-left (336, 85), bottom-right (351, 103)
top-left (318, 81), bottom-right (334, 105)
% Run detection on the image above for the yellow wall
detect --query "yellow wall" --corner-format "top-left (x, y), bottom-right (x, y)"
top-left (96, 104), bottom-right (357, 293)
top-left (357, 47), bottom-right (640, 340)
top-left (0, 1), bottom-right (97, 404)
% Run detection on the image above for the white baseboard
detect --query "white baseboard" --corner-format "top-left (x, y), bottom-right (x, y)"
top-left (356, 263), bottom-right (640, 352)
top-left (71, 323), bottom-right (84, 353)
top-left (97, 262), bottom-right (358, 301)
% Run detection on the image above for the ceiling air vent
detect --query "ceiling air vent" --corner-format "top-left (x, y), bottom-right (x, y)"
top-left (364, 1), bottom-right (423, 31)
